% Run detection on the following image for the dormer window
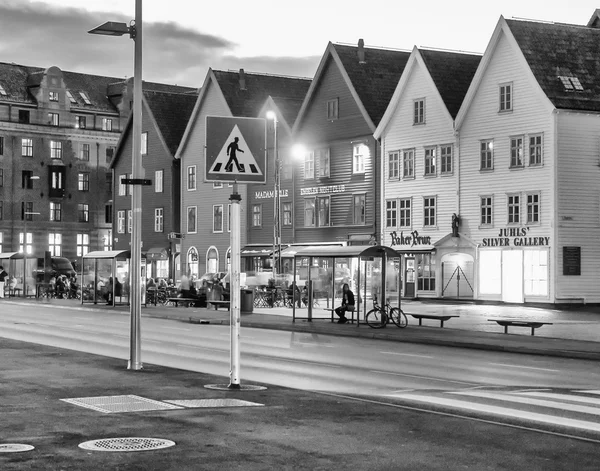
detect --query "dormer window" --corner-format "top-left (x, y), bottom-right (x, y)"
top-left (66, 90), bottom-right (77, 104)
top-left (79, 91), bottom-right (92, 105)
top-left (558, 76), bottom-right (584, 91)
top-left (49, 91), bottom-right (59, 102)
top-left (0, 83), bottom-right (7, 96)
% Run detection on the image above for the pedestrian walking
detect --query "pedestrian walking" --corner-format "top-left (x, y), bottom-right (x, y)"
top-left (0, 265), bottom-right (8, 298)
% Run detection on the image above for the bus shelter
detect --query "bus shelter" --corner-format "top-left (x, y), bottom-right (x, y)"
top-left (81, 250), bottom-right (131, 306)
top-left (291, 245), bottom-right (401, 325)
top-left (0, 252), bottom-right (34, 297)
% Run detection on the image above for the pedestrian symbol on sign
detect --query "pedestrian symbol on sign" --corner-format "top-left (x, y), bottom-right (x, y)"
top-left (208, 125), bottom-right (262, 176)
top-left (225, 137), bottom-right (244, 173)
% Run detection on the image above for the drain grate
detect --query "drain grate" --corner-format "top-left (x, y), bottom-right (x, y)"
top-left (164, 399), bottom-right (264, 408)
top-left (204, 384), bottom-right (267, 391)
top-left (79, 437), bottom-right (175, 452)
top-left (61, 395), bottom-right (183, 413)
top-left (0, 444), bottom-right (35, 453)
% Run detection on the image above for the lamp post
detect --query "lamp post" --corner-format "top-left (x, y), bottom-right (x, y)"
top-left (22, 175), bottom-right (40, 297)
top-left (266, 111), bottom-right (281, 278)
top-left (89, 0), bottom-right (143, 370)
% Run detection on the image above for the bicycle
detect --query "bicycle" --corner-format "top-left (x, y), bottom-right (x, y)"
top-left (365, 295), bottom-right (408, 329)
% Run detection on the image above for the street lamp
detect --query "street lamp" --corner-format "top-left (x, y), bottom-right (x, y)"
top-left (266, 111), bottom-right (281, 279)
top-left (89, 0), bottom-right (143, 371)
top-left (22, 175), bottom-right (40, 298)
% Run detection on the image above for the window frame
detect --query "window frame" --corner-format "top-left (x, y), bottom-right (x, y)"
top-left (509, 135), bottom-right (524, 168)
top-left (141, 131), bottom-right (148, 156)
top-left (352, 143), bottom-right (366, 174)
top-left (440, 145), bottom-right (453, 175)
top-left (282, 202), bottom-right (292, 226)
top-left (317, 148), bottom-right (330, 178)
top-left (48, 112), bottom-right (59, 126)
top-left (101, 117), bottom-right (113, 131)
top-left (529, 134), bottom-right (543, 166)
top-left (424, 146), bottom-right (437, 177)
top-left (213, 204), bottom-right (224, 233)
top-left (480, 139), bottom-right (494, 171)
top-left (154, 207), bottom-right (164, 232)
top-left (155, 170), bottom-right (164, 193)
top-left (526, 192), bottom-right (541, 224)
top-left (353, 193), bottom-right (366, 225)
top-left (78, 172), bottom-right (90, 192)
top-left (76, 233), bottom-right (90, 257)
top-left (507, 193), bottom-right (520, 224)
top-left (21, 138), bottom-right (33, 157)
top-left (50, 202), bottom-right (62, 222)
top-left (252, 204), bottom-right (262, 227)
top-left (187, 206), bottom-right (197, 234)
top-left (499, 82), bottom-right (513, 112)
top-left (480, 195), bottom-right (493, 226)
top-left (413, 98), bottom-right (425, 125)
top-left (119, 174), bottom-right (127, 196)
top-left (48, 233), bottom-right (62, 256)
top-left (304, 198), bottom-right (315, 227)
top-left (304, 151), bottom-right (315, 180)
top-left (78, 203), bottom-right (89, 223)
top-left (399, 198), bottom-right (412, 228)
top-left (388, 151), bottom-right (399, 180)
top-left (79, 143), bottom-right (90, 161)
top-left (117, 210), bottom-right (125, 233)
top-left (187, 165), bottom-right (196, 191)
top-left (316, 195), bottom-right (330, 227)
top-left (386, 199), bottom-right (397, 228)
top-left (50, 140), bottom-right (62, 159)
top-left (326, 98), bottom-right (339, 120)
top-left (423, 196), bottom-right (437, 228)
top-left (402, 149), bottom-right (415, 179)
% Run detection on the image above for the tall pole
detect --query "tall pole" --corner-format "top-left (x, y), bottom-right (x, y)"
top-left (229, 186), bottom-right (241, 388)
top-left (271, 116), bottom-right (280, 279)
top-left (128, 0), bottom-right (143, 370)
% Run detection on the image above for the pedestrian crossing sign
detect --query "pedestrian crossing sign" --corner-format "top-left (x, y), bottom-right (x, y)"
top-left (205, 116), bottom-right (267, 183)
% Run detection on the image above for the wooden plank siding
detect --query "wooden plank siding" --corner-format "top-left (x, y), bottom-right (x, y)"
top-left (179, 79), bottom-right (247, 275)
top-left (555, 111), bottom-right (600, 302)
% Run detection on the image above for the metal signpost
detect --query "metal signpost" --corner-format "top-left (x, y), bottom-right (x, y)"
top-left (205, 116), bottom-right (266, 388)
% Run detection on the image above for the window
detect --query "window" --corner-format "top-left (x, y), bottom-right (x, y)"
top-left (0, 136), bottom-right (3, 155)
top-left (106, 171), bottom-right (113, 193)
top-left (403, 150), bottom-right (414, 178)
top-left (480, 140), bottom-right (493, 170)
top-left (22, 201), bottom-right (34, 221)
top-left (227, 204), bottom-right (231, 232)
top-left (79, 91), bottom-right (92, 105)
top-left (386, 200), bottom-right (397, 228)
top-left (117, 211), bottom-right (125, 233)
top-left (155, 170), bottom-right (163, 193)
top-left (50, 140), bottom-right (62, 159)
top-left (50, 202), bottom-right (62, 222)
top-left (18, 110), bottom-right (30, 124)
top-left (508, 194), bottom-right (520, 224)
top-left (75, 116), bottom-right (86, 129)
top-left (0, 232), bottom-right (2, 251)
top-left (66, 90), bottom-right (77, 104)
top-left (529, 134), bottom-right (543, 166)
top-left (252, 204), bottom-right (262, 227)
top-left (213, 205), bottom-right (223, 232)
top-left (353, 144), bottom-right (366, 174)
top-left (282, 202), bottom-right (292, 226)
top-left (524, 249), bottom-right (548, 296)
top-left (527, 193), bottom-right (540, 224)
top-left (187, 206), bottom-right (197, 233)
top-left (78, 204), bottom-right (89, 222)
top-left (0, 168), bottom-right (3, 186)
top-left (353, 194), bottom-right (365, 225)
top-left (0, 83), bottom-right (6, 95)
top-left (440, 145), bottom-right (452, 174)
top-left (424, 147), bottom-right (436, 176)
top-left (154, 208), bottom-right (164, 232)
top-left (48, 112), bottom-right (59, 126)
top-left (304, 151), bottom-right (314, 179)
top-left (79, 143), bottom-right (90, 161)
top-left (187, 165), bottom-right (196, 190)
top-left (326, 98), bottom-right (339, 120)
top-left (78, 173), bottom-right (90, 191)
top-left (510, 136), bottom-right (524, 168)
top-left (105, 203), bottom-right (112, 224)
top-left (22, 138), bottom-right (33, 157)
top-left (105, 147), bottom-right (114, 163)
top-left (77, 234), bottom-right (90, 256)
top-left (317, 148), bottom-right (330, 177)
top-left (480, 196), bottom-right (493, 225)
top-left (49, 91), bottom-right (59, 102)
top-left (413, 99), bottom-right (425, 124)
top-left (141, 132), bottom-right (148, 155)
top-left (50, 167), bottom-right (65, 191)
top-left (213, 182), bottom-right (223, 189)
top-left (127, 210), bottom-right (132, 233)
top-left (399, 198), bottom-right (411, 227)
top-left (19, 231), bottom-right (33, 254)
top-left (499, 83), bottom-right (512, 112)
top-left (388, 152), bottom-right (399, 180)
top-left (558, 76), bottom-right (584, 91)
top-left (423, 197), bottom-right (436, 227)
top-left (48, 233), bottom-right (61, 256)
top-left (101, 118), bottom-right (113, 131)
top-left (317, 196), bottom-right (330, 227)
top-left (0, 201), bottom-right (2, 220)
top-left (417, 253), bottom-right (436, 291)
top-left (304, 198), bottom-right (315, 227)
top-left (22, 171), bottom-right (34, 189)
top-left (119, 174), bottom-right (127, 196)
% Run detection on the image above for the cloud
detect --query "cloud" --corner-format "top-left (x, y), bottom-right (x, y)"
top-left (0, 0), bottom-right (318, 87)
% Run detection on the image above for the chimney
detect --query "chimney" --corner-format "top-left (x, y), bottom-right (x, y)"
top-left (358, 38), bottom-right (366, 64)
top-left (239, 68), bottom-right (246, 90)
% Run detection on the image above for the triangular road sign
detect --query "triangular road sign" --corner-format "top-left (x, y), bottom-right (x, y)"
top-left (208, 125), bottom-right (263, 176)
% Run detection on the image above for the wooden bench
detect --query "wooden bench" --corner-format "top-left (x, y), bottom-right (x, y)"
top-left (410, 314), bottom-right (460, 327)
top-left (488, 319), bottom-right (553, 336)
top-left (209, 300), bottom-right (231, 310)
top-left (167, 297), bottom-right (198, 307)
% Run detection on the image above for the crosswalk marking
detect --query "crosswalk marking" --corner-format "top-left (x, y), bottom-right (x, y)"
top-left (392, 393), bottom-right (600, 433)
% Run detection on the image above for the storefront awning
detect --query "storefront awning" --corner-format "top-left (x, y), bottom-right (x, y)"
top-left (145, 247), bottom-right (169, 261)
top-left (392, 246), bottom-right (436, 254)
top-left (0, 252), bottom-right (24, 260)
top-left (241, 245), bottom-right (272, 257)
top-left (83, 250), bottom-right (131, 259)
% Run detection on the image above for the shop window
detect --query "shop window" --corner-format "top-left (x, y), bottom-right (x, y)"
top-left (524, 249), bottom-right (548, 296)
top-left (479, 250), bottom-right (502, 295)
top-left (416, 253), bottom-right (435, 291)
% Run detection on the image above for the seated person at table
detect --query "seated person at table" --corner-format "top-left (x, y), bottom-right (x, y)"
top-left (286, 281), bottom-right (301, 308)
top-left (334, 283), bottom-right (355, 324)
top-left (301, 283), bottom-right (309, 307)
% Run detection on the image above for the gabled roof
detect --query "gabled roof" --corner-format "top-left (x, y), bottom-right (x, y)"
top-left (505, 18), bottom-right (600, 112)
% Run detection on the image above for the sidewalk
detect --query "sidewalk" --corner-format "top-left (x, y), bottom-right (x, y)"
top-left (5, 296), bottom-right (600, 361)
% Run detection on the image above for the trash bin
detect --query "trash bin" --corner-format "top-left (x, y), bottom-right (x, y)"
top-left (241, 289), bottom-right (254, 313)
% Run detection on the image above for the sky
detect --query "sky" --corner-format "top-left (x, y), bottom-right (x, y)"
top-left (0, 1), bottom-right (599, 88)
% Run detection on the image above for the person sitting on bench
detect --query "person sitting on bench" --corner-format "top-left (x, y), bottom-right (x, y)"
top-left (334, 283), bottom-right (355, 324)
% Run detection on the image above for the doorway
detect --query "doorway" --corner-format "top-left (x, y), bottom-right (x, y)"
top-left (502, 250), bottom-right (523, 303)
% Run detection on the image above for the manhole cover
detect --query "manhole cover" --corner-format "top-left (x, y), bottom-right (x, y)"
top-left (79, 437), bottom-right (175, 452)
top-left (61, 395), bottom-right (183, 413)
top-left (204, 384), bottom-right (267, 391)
top-left (164, 399), bottom-right (264, 408)
top-left (0, 444), bottom-right (35, 453)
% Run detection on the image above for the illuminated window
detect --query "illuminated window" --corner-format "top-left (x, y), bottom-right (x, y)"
top-left (101, 117), bottom-right (113, 131)
top-left (353, 144), bottom-right (366, 174)
top-left (127, 210), bottom-right (132, 233)
top-left (48, 233), bottom-right (62, 256)
top-left (388, 152), bottom-right (399, 180)
top-left (141, 132), bottom-right (148, 155)
top-left (480, 140), bottom-right (493, 170)
top-left (48, 112), bottom-right (59, 126)
top-left (22, 138), bottom-right (33, 157)
top-left (510, 136), bottom-right (524, 168)
top-left (50, 140), bottom-right (62, 159)
top-left (76, 116), bottom-right (86, 129)
top-left (424, 147), bottom-right (436, 176)
top-left (119, 174), bottom-right (127, 196)
top-left (499, 83), bottom-right (512, 111)
top-left (50, 202), bottom-right (62, 222)
top-left (80, 143), bottom-right (90, 161)
top-left (78, 203), bottom-right (89, 222)
top-left (524, 249), bottom-right (548, 296)
top-left (252, 205), bottom-right (261, 227)
top-left (416, 253), bottom-right (435, 291)
top-left (304, 151), bottom-right (314, 179)
top-left (78, 173), bottom-right (90, 191)
top-left (19, 231), bottom-right (33, 254)
top-left (77, 233), bottom-right (90, 256)
top-left (479, 250), bottom-right (502, 295)
top-left (155, 170), bottom-right (163, 193)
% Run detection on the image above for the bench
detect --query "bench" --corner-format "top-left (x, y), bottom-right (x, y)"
top-left (167, 297), bottom-right (198, 307)
top-left (410, 314), bottom-right (459, 327)
top-left (488, 319), bottom-right (553, 336)
top-left (209, 300), bottom-right (231, 311)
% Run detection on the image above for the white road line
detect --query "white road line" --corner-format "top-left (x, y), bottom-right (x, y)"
top-left (489, 362), bottom-right (559, 372)
top-left (391, 394), bottom-right (600, 433)
top-left (279, 358), bottom-right (341, 368)
top-left (516, 391), bottom-right (600, 406)
top-left (380, 351), bottom-right (434, 359)
top-left (450, 390), bottom-right (600, 416)
top-left (161, 327), bottom-right (190, 332)
top-left (371, 370), bottom-right (478, 386)
top-left (576, 390), bottom-right (600, 395)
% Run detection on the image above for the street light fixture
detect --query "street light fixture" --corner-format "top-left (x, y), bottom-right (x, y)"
top-left (89, 0), bottom-right (143, 371)
top-left (266, 111), bottom-right (281, 278)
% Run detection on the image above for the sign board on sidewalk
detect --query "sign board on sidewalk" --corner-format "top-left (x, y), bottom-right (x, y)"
top-left (205, 116), bottom-right (267, 183)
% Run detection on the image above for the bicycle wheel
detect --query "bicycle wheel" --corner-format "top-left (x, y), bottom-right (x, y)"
top-left (389, 308), bottom-right (408, 328)
top-left (366, 308), bottom-right (387, 329)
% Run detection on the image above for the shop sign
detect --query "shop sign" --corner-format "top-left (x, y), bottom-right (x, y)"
top-left (255, 189), bottom-right (289, 199)
top-left (482, 227), bottom-right (550, 247)
top-left (300, 184), bottom-right (346, 196)
top-left (389, 230), bottom-right (431, 247)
